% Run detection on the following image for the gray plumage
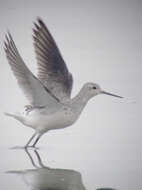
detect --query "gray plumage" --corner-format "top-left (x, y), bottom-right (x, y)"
top-left (33, 18), bottom-right (73, 101)
top-left (4, 18), bottom-right (73, 106)
top-left (4, 32), bottom-right (61, 108)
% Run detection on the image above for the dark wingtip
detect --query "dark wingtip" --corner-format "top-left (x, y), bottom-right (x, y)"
top-left (7, 31), bottom-right (13, 41)
top-left (5, 30), bottom-right (13, 43)
top-left (37, 17), bottom-right (46, 28)
top-left (4, 32), bottom-right (10, 54)
top-left (37, 16), bottom-right (42, 21)
top-left (34, 22), bottom-right (40, 30)
top-left (5, 33), bottom-right (9, 44)
top-left (37, 17), bottom-right (43, 24)
top-left (33, 17), bottom-right (48, 35)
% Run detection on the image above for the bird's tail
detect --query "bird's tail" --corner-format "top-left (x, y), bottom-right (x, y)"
top-left (4, 112), bottom-right (24, 123)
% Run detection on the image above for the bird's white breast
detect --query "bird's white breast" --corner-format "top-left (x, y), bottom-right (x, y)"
top-left (23, 106), bottom-right (76, 133)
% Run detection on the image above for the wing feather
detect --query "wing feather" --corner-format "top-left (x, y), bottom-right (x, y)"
top-left (4, 33), bottom-right (61, 107)
top-left (33, 18), bottom-right (73, 101)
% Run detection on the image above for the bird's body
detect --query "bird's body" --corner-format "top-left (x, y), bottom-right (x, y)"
top-left (4, 18), bottom-right (122, 147)
top-left (5, 83), bottom-right (97, 133)
top-left (7, 103), bottom-right (76, 133)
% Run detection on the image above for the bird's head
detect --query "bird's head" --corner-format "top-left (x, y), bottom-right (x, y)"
top-left (83, 82), bottom-right (123, 99)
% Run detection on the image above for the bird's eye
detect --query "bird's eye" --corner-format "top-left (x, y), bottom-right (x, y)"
top-left (93, 86), bottom-right (96, 89)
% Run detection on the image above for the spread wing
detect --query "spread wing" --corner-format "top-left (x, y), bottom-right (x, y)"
top-left (4, 33), bottom-right (61, 108)
top-left (33, 18), bottom-right (73, 101)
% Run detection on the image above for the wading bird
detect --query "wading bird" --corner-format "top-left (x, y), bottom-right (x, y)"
top-left (4, 18), bottom-right (123, 148)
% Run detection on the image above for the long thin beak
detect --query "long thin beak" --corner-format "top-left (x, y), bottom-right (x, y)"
top-left (101, 91), bottom-right (123, 98)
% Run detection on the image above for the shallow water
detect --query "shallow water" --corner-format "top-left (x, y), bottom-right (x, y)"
top-left (0, 142), bottom-right (141, 190)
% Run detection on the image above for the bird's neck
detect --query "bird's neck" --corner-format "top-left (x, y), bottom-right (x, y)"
top-left (70, 87), bottom-right (91, 116)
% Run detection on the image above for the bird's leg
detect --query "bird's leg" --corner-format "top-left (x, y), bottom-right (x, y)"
top-left (25, 132), bottom-right (37, 148)
top-left (32, 133), bottom-right (43, 147)
top-left (24, 148), bottom-right (39, 168)
top-left (34, 149), bottom-right (46, 168)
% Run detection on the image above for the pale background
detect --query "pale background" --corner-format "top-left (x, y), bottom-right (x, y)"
top-left (0, 0), bottom-right (142, 190)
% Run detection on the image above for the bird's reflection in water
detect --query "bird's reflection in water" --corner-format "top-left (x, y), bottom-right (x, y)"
top-left (7, 148), bottom-right (86, 190)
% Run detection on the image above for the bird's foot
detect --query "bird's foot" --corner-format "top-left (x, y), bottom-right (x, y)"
top-left (24, 145), bottom-right (39, 150)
